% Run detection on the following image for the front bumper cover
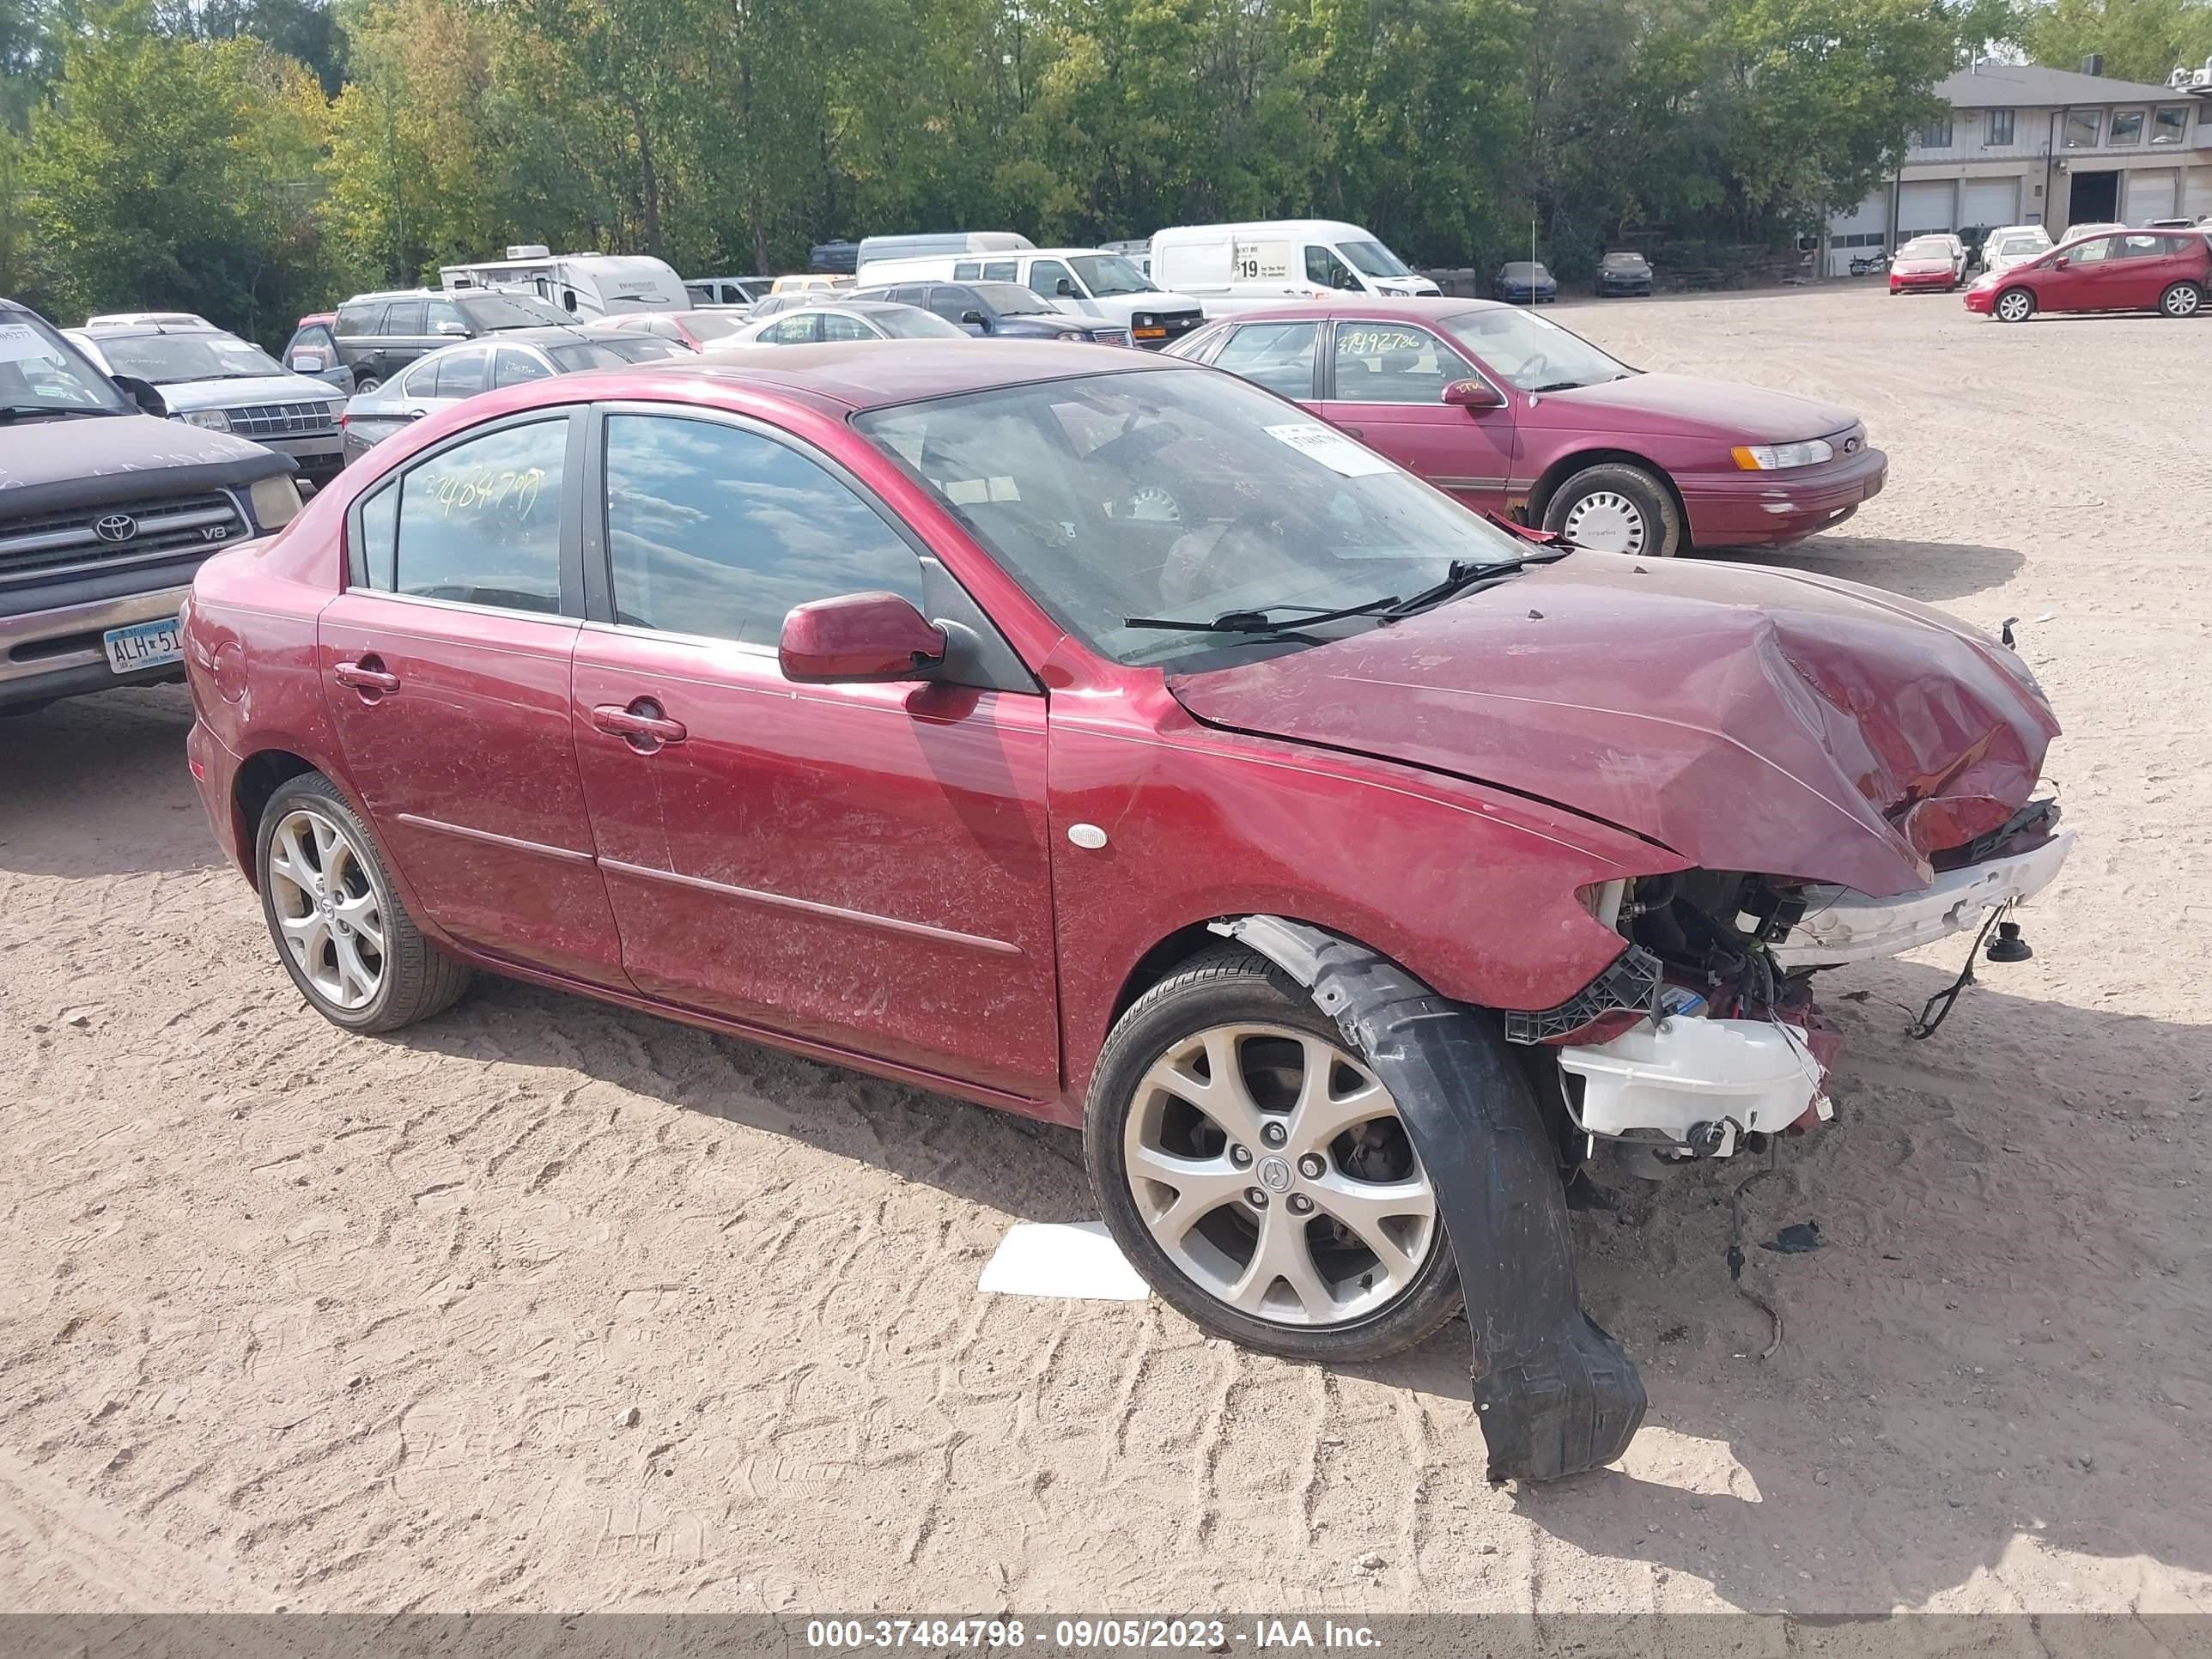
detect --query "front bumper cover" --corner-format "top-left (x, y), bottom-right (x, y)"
top-left (1770, 828), bottom-right (2074, 969)
top-left (1215, 916), bottom-right (1647, 1483)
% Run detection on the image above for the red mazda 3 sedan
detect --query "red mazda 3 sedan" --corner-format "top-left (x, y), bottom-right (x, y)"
top-left (180, 342), bottom-right (2068, 1480)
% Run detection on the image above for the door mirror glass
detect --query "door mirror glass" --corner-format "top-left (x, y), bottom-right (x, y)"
top-left (1443, 378), bottom-right (1505, 410)
top-left (779, 591), bottom-right (946, 684)
top-left (1054, 277), bottom-right (1076, 297)
top-left (112, 374), bottom-right (168, 418)
top-left (961, 310), bottom-right (986, 327)
top-left (291, 353), bottom-right (324, 371)
top-left (2052, 256), bottom-right (2069, 270)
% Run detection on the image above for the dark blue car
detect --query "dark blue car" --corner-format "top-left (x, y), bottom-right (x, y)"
top-left (1492, 261), bottom-right (1558, 305)
top-left (852, 280), bottom-right (1133, 346)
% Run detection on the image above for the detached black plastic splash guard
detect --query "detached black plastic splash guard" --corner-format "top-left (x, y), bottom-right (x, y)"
top-left (1217, 917), bottom-right (1648, 1482)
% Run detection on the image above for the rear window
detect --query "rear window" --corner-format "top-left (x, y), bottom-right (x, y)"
top-left (455, 293), bottom-right (571, 331)
top-left (543, 337), bottom-right (687, 372)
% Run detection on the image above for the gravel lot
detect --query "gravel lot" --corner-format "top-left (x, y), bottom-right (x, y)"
top-left (2, 283), bottom-right (2207, 1617)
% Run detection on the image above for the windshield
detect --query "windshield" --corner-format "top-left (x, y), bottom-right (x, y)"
top-left (1991, 233), bottom-right (2049, 257)
top-left (458, 294), bottom-right (572, 330)
top-left (854, 367), bottom-right (1531, 670)
top-left (1066, 254), bottom-right (1154, 295)
top-left (1339, 240), bottom-right (1413, 278)
top-left (1601, 252), bottom-right (1648, 270)
top-left (971, 283), bottom-right (1055, 315)
top-left (545, 337), bottom-right (689, 371)
top-left (1443, 308), bottom-right (1630, 392)
top-left (875, 309), bottom-right (968, 339)
top-left (0, 313), bottom-right (129, 416)
top-left (92, 331), bottom-right (286, 384)
top-left (1899, 238), bottom-right (1951, 258)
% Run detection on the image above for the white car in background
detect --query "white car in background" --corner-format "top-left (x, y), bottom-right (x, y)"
top-left (1978, 224), bottom-right (2054, 277)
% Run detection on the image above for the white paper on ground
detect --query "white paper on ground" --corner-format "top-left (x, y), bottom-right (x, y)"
top-left (977, 1220), bottom-right (1152, 1301)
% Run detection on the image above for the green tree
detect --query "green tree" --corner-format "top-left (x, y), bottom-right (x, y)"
top-left (2023, 0), bottom-right (2212, 84)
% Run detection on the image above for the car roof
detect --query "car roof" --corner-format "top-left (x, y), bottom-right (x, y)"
top-left (589, 338), bottom-right (1184, 410)
top-left (1224, 296), bottom-right (1512, 325)
top-left (80, 320), bottom-right (230, 338)
top-left (434, 325), bottom-right (598, 349)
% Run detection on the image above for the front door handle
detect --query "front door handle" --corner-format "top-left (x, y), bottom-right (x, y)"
top-left (334, 659), bottom-right (400, 694)
top-left (1340, 425), bottom-right (1364, 439)
top-left (592, 700), bottom-right (687, 750)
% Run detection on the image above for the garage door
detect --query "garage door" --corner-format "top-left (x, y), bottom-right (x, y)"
top-left (2188, 166), bottom-right (2212, 221)
top-left (1961, 177), bottom-right (2020, 228)
top-left (2126, 169), bottom-right (2179, 222)
top-left (1897, 180), bottom-right (1955, 234)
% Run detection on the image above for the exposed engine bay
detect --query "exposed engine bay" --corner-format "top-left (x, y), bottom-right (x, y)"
top-left (1535, 799), bottom-right (2071, 1177)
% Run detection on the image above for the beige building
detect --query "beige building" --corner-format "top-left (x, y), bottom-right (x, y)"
top-left (1826, 61), bottom-right (2212, 275)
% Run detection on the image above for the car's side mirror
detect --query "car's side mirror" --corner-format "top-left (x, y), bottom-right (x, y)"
top-left (779, 591), bottom-right (947, 684)
top-left (291, 353), bottom-right (325, 371)
top-left (435, 319), bottom-right (469, 336)
top-left (1443, 378), bottom-right (1504, 411)
top-left (961, 310), bottom-right (987, 327)
top-left (2052, 257), bottom-right (2069, 270)
top-left (1055, 278), bottom-right (1076, 297)
top-left (112, 374), bottom-right (167, 419)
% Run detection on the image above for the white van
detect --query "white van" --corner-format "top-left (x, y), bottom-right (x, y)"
top-left (854, 247), bottom-right (1206, 347)
top-left (854, 231), bottom-right (1035, 270)
top-left (1148, 219), bottom-right (1437, 314)
top-left (439, 246), bottom-right (690, 319)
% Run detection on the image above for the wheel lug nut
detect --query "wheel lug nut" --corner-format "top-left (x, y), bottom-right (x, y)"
top-left (1288, 1194), bottom-right (1314, 1215)
top-left (1297, 1154), bottom-right (1325, 1179)
top-left (1245, 1188), bottom-right (1268, 1209)
top-left (1261, 1121), bottom-right (1287, 1147)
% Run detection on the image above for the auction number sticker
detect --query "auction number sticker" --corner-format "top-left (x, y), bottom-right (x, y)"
top-left (1264, 422), bottom-right (1395, 477)
top-left (0, 321), bottom-right (57, 364)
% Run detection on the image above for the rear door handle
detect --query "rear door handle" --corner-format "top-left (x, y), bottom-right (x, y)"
top-left (591, 700), bottom-right (687, 749)
top-left (334, 659), bottom-right (400, 694)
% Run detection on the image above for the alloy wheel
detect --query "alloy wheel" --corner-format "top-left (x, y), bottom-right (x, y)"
top-left (1996, 290), bottom-right (2033, 323)
top-left (1560, 489), bottom-right (1648, 555)
top-left (265, 806), bottom-right (386, 1011)
top-left (1121, 1022), bottom-right (1438, 1328)
top-left (2163, 284), bottom-right (2202, 318)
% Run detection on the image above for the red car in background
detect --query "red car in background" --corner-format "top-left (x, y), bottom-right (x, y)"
top-left (179, 342), bottom-right (2065, 1482)
top-left (1167, 298), bottom-right (1885, 559)
top-left (1966, 227), bottom-right (2209, 321)
top-left (1888, 234), bottom-right (1962, 294)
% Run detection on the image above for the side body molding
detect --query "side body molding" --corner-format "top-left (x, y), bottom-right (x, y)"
top-left (1212, 915), bottom-right (1647, 1482)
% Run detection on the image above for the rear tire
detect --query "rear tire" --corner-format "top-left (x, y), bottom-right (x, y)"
top-left (1993, 288), bottom-right (2035, 324)
top-left (354, 375), bottom-right (382, 394)
top-left (2158, 282), bottom-right (2203, 319)
top-left (255, 772), bottom-right (471, 1034)
top-left (1085, 947), bottom-right (1462, 1364)
top-left (1542, 461), bottom-right (1682, 558)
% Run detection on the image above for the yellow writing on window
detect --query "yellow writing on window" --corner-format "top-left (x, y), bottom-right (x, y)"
top-left (433, 463), bottom-right (548, 520)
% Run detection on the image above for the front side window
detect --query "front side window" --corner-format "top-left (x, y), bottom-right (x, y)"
top-left (425, 300), bottom-right (469, 337)
top-left (1212, 321), bottom-right (1319, 398)
top-left (385, 419), bottom-right (567, 612)
top-left (926, 287), bottom-right (978, 324)
top-left (1338, 240), bottom-right (1413, 278)
top-left (492, 347), bottom-right (552, 388)
top-left (289, 325), bottom-right (338, 370)
top-left (1986, 108), bottom-right (2015, 145)
top-left (1331, 323), bottom-right (1461, 404)
top-left (1443, 307), bottom-right (1631, 392)
top-left (2109, 109), bottom-right (2145, 145)
top-left (1028, 259), bottom-right (1076, 300)
top-left (854, 368), bottom-right (1529, 670)
top-left (2152, 105), bottom-right (2190, 144)
top-left (1305, 246), bottom-right (1358, 290)
top-left (604, 414), bottom-right (922, 647)
top-left (2066, 235), bottom-right (2115, 265)
top-left (2064, 109), bottom-right (2100, 148)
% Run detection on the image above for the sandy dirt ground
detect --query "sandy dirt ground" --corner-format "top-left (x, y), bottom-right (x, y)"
top-left (1, 284), bottom-right (2207, 1618)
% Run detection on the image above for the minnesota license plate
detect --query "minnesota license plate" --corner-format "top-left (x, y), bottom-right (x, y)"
top-left (103, 617), bottom-right (183, 674)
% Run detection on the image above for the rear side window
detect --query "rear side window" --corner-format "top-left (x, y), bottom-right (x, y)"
top-left (1212, 321), bottom-right (1319, 398)
top-left (376, 419), bottom-right (568, 612)
top-left (398, 356), bottom-right (444, 399)
top-left (758, 314), bottom-right (817, 344)
top-left (383, 301), bottom-right (426, 335)
top-left (335, 302), bottom-right (382, 336)
top-left (981, 260), bottom-right (1018, 282)
top-left (434, 347), bottom-right (489, 398)
top-left (604, 414), bottom-right (922, 647)
top-left (952, 261), bottom-right (982, 280)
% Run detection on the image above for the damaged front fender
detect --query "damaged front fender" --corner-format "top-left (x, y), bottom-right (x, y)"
top-left (1213, 915), bottom-right (1647, 1482)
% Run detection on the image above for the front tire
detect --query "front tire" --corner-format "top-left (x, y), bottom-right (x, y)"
top-left (1994, 288), bottom-right (2035, 324)
top-left (1543, 461), bottom-right (1683, 557)
top-left (1085, 948), bottom-right (1462, 1363)
top-left (2158, 281), bottom-right (2203, 319)
top-left (255, 772), bottom-right (471, 1033)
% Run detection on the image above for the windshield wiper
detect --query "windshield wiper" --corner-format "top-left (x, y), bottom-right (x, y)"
top-left (0, 404), bottom-right (110, 422)
top-left (1124, 596), bottom-right (1403, 635)
top-left (1382, 550), bottom-right (1573, 618)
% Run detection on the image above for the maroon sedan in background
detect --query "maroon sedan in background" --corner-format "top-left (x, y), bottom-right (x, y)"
top-left (178, 342), bottom-right (2063, 1482)
top-left (1167, 299), bottom-right (1884, 559)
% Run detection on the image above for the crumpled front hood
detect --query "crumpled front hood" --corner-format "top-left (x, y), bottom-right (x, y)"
top-left (1168, 554), bottom-right (2060, 898)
